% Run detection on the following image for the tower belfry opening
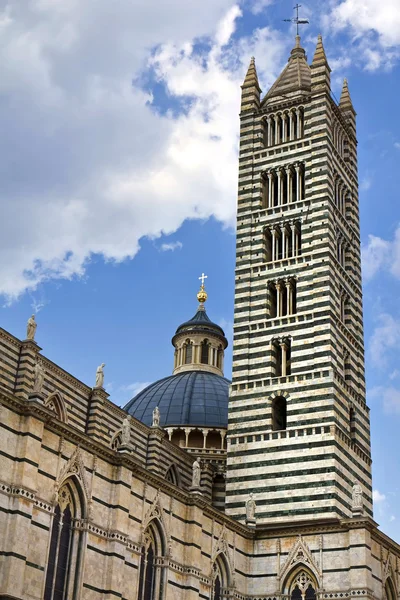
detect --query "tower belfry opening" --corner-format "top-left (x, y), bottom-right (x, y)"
top-left (227, 33), bottom-right (371, 524)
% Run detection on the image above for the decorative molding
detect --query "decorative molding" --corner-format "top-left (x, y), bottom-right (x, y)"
top-left (44, 391), bottom-right (68, 423)
top-left (56, 446), bottom-right (92, 516)
top-left (279, 535), bottom-right (321, 586)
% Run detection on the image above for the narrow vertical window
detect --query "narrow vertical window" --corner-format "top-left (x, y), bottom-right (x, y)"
top-left (201, 340), bottom-right (209, 364)
top-left (138, 522), bottom-right (166, 600)
top-left (185, 341), bottom-right (193, 364)
top-left (272, 397), bottom-right (287, 431)
top-left (44, 482), bottom-right (82, 600)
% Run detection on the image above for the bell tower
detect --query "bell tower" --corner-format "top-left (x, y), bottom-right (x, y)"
top-left (225, 35), bottom-right (372, 525)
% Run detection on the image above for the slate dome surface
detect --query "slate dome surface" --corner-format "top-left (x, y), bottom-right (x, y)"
top-left (123, 371), bottom-right (230, 428)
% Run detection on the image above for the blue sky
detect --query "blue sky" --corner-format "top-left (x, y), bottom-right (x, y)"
top-left (1, 0), bottom-right (400, 540)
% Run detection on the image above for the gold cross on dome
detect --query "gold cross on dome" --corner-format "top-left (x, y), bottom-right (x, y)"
top-left (199, 273), bottom-right (208, 287)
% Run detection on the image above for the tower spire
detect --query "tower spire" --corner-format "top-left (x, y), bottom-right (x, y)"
top-left (340, 78), bottom-right (355, 113)
top-left (241, 57), bottom-right (261, 112)
top-left (311, 34), bottom-right (331, 90)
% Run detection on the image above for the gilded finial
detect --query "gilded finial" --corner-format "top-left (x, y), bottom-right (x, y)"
top-left (197, 273), bottom-right (208, 307)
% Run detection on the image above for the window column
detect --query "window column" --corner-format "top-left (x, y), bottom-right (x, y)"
top-left (280, 341), bottom-right (288, 376)
top-left (278, 169), bottom-right (284, 205)
top-left (286, 167), bottom-right (293, 203)
top-left (276, 282), bottom-right (283, 317)
top-left (275, 115), bottom-right (280, 145)
top-left (289, 111), bottom-right (295, 141)
top-left (295, 164), bottom-right (302, 202)
top-left (282, 227), bottom-right (287, 259)
top-left (267, 117), bottom-right (272, 146)
top-left (272, 229), bottom-right (277, 262)
top-left (286, 280), bottom-right (293, 315)
top-left (296, 108), bottom-right (302, 138)
top-left (282, 113), bottom-right (288, 142)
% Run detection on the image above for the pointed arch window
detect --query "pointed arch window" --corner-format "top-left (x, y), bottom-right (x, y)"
top-left (165, 464), bottom-right (180, 487)
top-left (385, 577), bottom-right (396, 600)
top-left (212, 554), bottom-right (231, 600)
top-left (287, 570), bottom-right (317, 600)
top-left (137, 520), bottom-right (166, 600)
top-left (44, 480), bottom-right (84, 600)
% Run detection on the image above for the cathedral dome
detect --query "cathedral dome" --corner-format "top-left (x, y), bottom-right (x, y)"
top-left (123, 370), bottom-right (230, 428)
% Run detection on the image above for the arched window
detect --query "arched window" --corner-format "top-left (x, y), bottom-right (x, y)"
top-left (272, 396), bottom-right (287, 431)
top-left (165, 464), bottom-right (180, 487)
top-left (212, 554), bottom-right (231, 600)
top-left (385, 577), bottom-right (396, 600)
top-left (137, 520), bottom-right (166, 600)
top-left (287, 569), bottom-right (317, 600)
top-left (44, 480), bottom-right (84, 600)
top-left (184, 341), bottom-right (193, 364)
top-left (201, 340), bottom-right (209, 364)
top-left (272, 339), bottom-right (291, 377)
top-left (217, 346), bottom-right (223, 370)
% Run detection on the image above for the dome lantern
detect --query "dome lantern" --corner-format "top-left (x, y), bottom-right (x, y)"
top-left (171, 277), bottom-right (228, 377)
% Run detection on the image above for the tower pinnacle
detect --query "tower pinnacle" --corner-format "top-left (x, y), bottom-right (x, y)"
top-left (241, 56), bottom-right (261, 111)
top-left (339, 78), bottom-right (356, 113)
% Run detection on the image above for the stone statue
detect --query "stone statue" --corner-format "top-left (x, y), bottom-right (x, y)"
top-left (33, 362), bottom-right (45, 394)
top-left (121, 416), bottom-right (131, 445)
top-left (152, 406), bottom-right (160, 427)
top-left (192, 459), bottom-right (201, 488)
top-left (95, 363), bottom-right (105, 388)
top-left (246, 493), bottom-right (256, 522)
top-left (352, 482), bottom-right (363, 511)
top-left (26, 315), bottom-right (37, 341)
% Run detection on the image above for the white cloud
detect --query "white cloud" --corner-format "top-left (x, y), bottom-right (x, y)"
top-left (215, 5), bottom-right (242, 47)
top-left (249, 0), bottom-right (274, 15)
top-left (369, 385), bottom-right (400, 414)
top-left (373, 489), bottom-right (386, 503)
top-left (328, 0), bottom-right (400, 70)
top-left (362, 226), bottom-right (400, 282)
top-left (160, 241), bottom-right (183, 252)
top-left (390, 369), bottom-right (400, 381)
top-left (112, 381), bottom-right (152, 406)
top-left (362, 234), bottom-right (391, 281)
top-left (369, 313), bottom-right (400, 367)
top-left (0, 1), bottom-right (286, 302)
top-left (120, 382), bottom-right (151, 396)
top-left (395, 142), bottom-right (400, 149)
top-left (359, 175), bottom-right (372, 191)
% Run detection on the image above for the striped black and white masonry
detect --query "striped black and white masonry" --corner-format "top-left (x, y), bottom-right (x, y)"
top-left (225, 35), bottom-right (372, 525)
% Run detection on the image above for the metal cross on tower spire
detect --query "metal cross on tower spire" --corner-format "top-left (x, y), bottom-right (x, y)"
top-left (283, 4), bottom-right (309, 36)
top-left (198, 273), bottom-right (208, 287)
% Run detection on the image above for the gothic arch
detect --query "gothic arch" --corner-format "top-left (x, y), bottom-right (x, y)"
top-left (165, 463), bottom-right (181, 487)
top-left (56, 447), bottom-right (91, 518)
top-left (137, 518), bottom-right (167, 600)
top-left (44, 391), bottom-right (68, 423)
top-left (213, 551), bottom-right (233, 588)
top-left (44, 477), bottom-right (85, 600)
top-left (279, 536), bottom-right (321, 591)
top-left (282, 565), bottom-right (319, 600)
top-left (110, 429), bottom-right (123, 450)
top-left (384, 576), bottom-right (396, 600)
